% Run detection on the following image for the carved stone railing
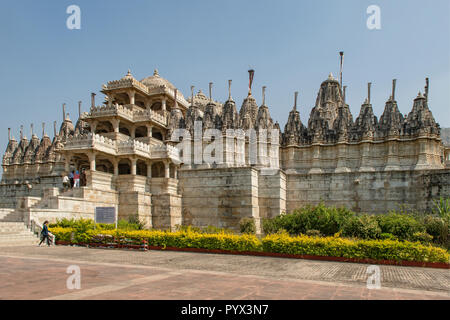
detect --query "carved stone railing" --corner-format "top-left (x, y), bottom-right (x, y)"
top-left (89, 105), bottom-right (134, 122)
top-left (150, 144), bottom-right (181, 163)
top-left (64, 133), bottom-right (117, 154)
top-left (105, 77), bottom-right (149, 94)
top-left (133, 109), bottom-right (168, 126)
top-left (117, 139), bottom-right (150, 157)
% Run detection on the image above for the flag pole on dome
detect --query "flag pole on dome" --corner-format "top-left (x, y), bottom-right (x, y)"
top-left (248, 69), bottom-right (255, 96)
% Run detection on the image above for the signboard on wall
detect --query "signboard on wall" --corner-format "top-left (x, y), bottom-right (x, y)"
top-left (94, 207), bottom-right (116, 224)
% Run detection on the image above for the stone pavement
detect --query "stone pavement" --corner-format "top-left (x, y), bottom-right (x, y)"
top-left (0, 245), bottom-right (448, 300)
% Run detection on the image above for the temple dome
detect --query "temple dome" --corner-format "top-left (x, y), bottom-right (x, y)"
top-left (140, 69), bottom-right (176, 90)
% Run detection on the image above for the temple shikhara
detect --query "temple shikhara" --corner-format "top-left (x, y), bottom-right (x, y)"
top-left (1, 65), bottom-right (449, 232)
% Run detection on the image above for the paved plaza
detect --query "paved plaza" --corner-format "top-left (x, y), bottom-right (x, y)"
top-left (0, 245), bottom-right (448, 300)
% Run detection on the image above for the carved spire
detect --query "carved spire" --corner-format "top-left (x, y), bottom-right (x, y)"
top-left (283, 92), bottom-right (304, 146)
top-left (343, 86), bottom-right (347, 104)
top-left (404, 88), bottom-right (439, 136)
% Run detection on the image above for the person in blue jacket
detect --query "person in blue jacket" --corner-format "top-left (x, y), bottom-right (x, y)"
top-left (39, 221), bottom-right (51, 246)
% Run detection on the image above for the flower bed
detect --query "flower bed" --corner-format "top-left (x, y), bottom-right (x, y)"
top-left (50, 228), bottom-right (450, 269)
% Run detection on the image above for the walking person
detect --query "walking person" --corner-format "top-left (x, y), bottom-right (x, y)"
top-left (39, 221), bottom-right (51, 247)
top-left (74, 170), bottom-right (80, 188)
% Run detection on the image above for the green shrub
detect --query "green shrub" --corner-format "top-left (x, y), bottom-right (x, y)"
top-left (432, 197), bottom-right (450, 222)
top-left (376, 213), bottom-right (424, 241)
top-left (239, 218), bottom-right (256, 234)
top-left (422, 216), bottom-right (449, 247)
top-left (411, 232), bottom-right (433, 244)
top-left (262, 233), bottom-right (449, 263)
top-left (342, 214), bottom-right (381, 239)
top-left (263, 204), bottom-right (354, 236)
top-left (379, 233), bottom-right (398, 241)
top-left (306, 230), bottom-right (321, 237)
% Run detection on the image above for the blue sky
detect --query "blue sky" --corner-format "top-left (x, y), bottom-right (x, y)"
top-left (0, 0), bottom-right (449, 154)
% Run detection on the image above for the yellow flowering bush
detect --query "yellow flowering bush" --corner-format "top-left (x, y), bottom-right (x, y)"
top-left (49, 227), bottom-right (449, 263)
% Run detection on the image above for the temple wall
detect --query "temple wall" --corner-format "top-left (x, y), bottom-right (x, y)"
top-left (0, 175), bottom-right (63, 208)
top-left (286, 169), bottom-right (450, 214)
top-left (258, 170), bottom-right (286, 218)
top-left (178, 167), bottom-right (261, 232)
top-left (280, 138), bottom-right (443, 173)
top-left (151, 193), bottom-right (182, 231)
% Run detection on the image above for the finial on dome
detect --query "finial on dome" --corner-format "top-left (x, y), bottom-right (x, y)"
top-left (328, 73), bottom-right (335, 81)
top-left (20, 125), bottom-right (23, 140)
top-left (8, 127), bottom-right (10, 141)
top-left (368, 82), bottom-right (372, 104)
top-left (53, 121), bottom-right (57, 138)
top-left (190, 85), bottom-right (195, 106)
top-left (209, 82), bottom-right (213, 102)
top-left (30, 123), bottom-right (34, 137)
top-left (248, 69), bottom-right (255, 96)
top-left (228, 80), bottom-right (232, 101)
top-left (339, 51), bottom-right (344, 88)
top-left (392, 79), bottom-right (397, 101)
top-left (262, 86), bottom-right (266, 106)
top-left (78, 101), bottom-right (82, 118)
top-left (174, 88), bottom-right (178, 109)
top-left (62, 103), bottom-right (66, 121)
top-left (91, 92), bottom-right (96, 108)
top-left (417, 91), bottom-right (425, 99)
top-left (153, 69), bottom-right (159, 76)
top-left (425, 77), bottom-right (429, 101)
top-left (294, 91), bottom-right (298, 111)
top-left (42, 122), bottom-right (45, 137)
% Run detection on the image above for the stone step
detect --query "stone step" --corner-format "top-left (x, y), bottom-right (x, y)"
top-left (0, 222), bottom-right (28, 231)
top-left (0, 230), bottom-right (33, 235)
top-left (0, 235), bottom-right (38, 241)
top-left (0, 212), bottom-right (24, 222)
top-left (0, 239), bottom-right (41, 247)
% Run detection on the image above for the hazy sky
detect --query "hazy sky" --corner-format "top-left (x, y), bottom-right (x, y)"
top-left (0, 0), bottom-right (449, 156)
